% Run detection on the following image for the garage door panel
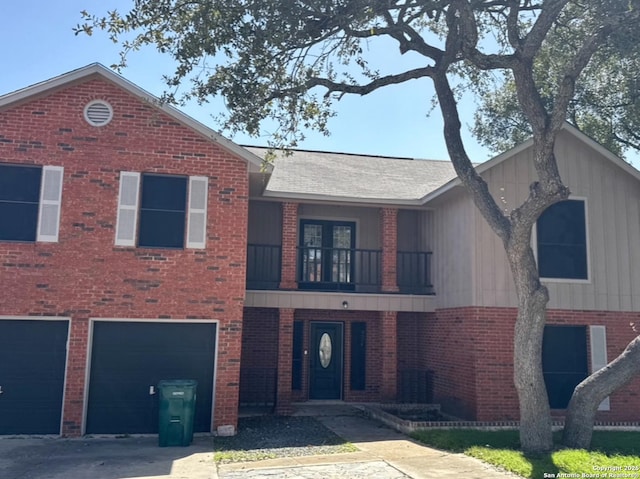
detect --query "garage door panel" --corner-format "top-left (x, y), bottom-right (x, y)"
top-left (0, 319), bottom-right (69, 435)
top-left (87, 321), bottom-right (216, 434)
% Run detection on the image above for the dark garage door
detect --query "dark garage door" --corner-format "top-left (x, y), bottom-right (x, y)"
top-left (0, 319), bottom-right (69, 434)
top-left (86, 321), bottom-right (216, 434)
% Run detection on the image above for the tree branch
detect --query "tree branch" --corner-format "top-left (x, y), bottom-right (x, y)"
top-left (432, 68), bottom-right (512, 243)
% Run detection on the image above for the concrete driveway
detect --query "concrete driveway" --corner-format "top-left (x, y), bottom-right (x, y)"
top-left (0, 435), bottom-right (216, 479)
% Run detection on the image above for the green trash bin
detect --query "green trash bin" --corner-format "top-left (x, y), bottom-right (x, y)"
top-left (157, 379), bottom-right (198, 447)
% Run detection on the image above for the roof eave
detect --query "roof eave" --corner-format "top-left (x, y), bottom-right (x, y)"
top-left (262, 189), bottom-right (424, 206)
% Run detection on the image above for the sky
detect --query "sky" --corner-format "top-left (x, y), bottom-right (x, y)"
top-left (0, 1), bottom-right (490, 163)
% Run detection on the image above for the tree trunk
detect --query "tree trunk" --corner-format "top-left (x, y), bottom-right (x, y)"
top-left (509, 242), bottom-right (554, 453)
top-left (513, 291), bottom-right (554, 453)
top-left (563, 335), bottom-right (640, 449)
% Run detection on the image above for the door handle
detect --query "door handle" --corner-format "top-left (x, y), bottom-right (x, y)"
top-left (149, 385), bottom-right (156, 395)
top-left (0, 385), bottom-right (3, 395)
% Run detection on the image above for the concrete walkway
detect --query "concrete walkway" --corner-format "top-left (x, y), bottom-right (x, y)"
top-left (218, 406), bottom-right (520, 479)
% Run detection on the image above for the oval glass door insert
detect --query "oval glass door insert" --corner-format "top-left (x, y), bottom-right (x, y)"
top-left (319, 333), bottom-right (332, 368)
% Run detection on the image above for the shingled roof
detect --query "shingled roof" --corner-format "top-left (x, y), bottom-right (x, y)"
top-left (246, 147), bottom-right (458, 205)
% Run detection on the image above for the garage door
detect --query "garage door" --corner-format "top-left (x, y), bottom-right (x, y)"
top-left (0, 319), bottom-right (69, 434)
top-left (86, 321), bottom-right (216, 434)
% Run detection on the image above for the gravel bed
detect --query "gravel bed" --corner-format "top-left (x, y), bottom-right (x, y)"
top-left (212, 416), bottom-right (357, 463)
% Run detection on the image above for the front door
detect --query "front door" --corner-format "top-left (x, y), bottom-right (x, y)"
top-left (309, 322), bottom-right (343, 400)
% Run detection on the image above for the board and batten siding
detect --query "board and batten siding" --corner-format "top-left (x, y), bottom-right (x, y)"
top-left (473, 129), bottom-right (640, 310)
top-left (248, 200), bottom-right (283, 245)
top-left (398, 209), bottom-right (433, 252)
top-left (430, 188), bottom-right (476, 308)
top-left (298, 204), bottom-right (380, 250)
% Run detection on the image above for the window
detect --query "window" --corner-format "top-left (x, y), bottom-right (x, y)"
top-left (139, 174), bottom-right (187, 248)
top-left (115, 171), bottom-right (208, 249)
top-left (350, 322), bottom-right (366, 390)
top-left (0, 164), bottom-right (63, 242)
top-left (299, 219), bottom-right (355, 290)
top-left (536, 199), bottom-right (588, 280)
top-left (542, 326), bottom-right (588, 409)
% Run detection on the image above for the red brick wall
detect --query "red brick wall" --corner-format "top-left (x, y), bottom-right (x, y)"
top-left (424, 308), bottom-right (480, 419)
top-left (0, 77), bottom-right (249, 435)
top-left (380, 208), bottom-right (398, 292)
top-left (279, 202), bottom-right (298, 289)
top-left (427, 307), bottom-right (640, 422)
top-left (239, 308), bottom-right (278, 405)
top-left (286, 309), bottom-right (386, 402)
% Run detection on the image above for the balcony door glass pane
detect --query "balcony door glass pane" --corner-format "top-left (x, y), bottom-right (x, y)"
top-left (332, 226), bottom-right (352, 282)
top-left (303, 224), bottom-right (323, 282)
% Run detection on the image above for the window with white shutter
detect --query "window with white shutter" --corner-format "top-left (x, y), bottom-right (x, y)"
top-left (589, 325), bottom-right (610, 411)
top-left (115, 171), bottom-right (208, 249)
top-left (115, 171), bottom-right (140, 246)
top-left (0, 163), bottom-right (63, 243)
top-left (186, 176), bottom-right (208, 249)
top-left (37, 166), bottom-right (64, 242)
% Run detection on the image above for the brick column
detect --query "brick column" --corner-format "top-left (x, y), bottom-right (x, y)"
top-left (380, 311), bottom-right (398, 400)
top-left (276, 308), bottom-right (294, 415)
top-left (62, 316), bottom-right (89, 436)
top-left (280, 202), bottom-right (299, 290)
top-left (380, 207), bottom-right (399, 292)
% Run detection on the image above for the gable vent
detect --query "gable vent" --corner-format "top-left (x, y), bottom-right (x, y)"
top-left (84, 100), bottom-right (113, 126)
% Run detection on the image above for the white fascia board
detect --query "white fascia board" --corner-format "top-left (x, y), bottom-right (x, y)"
top-left (261, 189), bottom-right (424, 207)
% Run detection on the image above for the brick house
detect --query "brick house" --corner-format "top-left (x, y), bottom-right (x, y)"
top-left (1, 65), bottom-right (639, 436)
top-left (0, 64), bottom-right (262, 436)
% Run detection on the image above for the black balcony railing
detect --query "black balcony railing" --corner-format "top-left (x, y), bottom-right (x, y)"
top-left (397, 251), bottom-right (434, 295)
top-left (246, 244), bottom-right (281, 290)
top-left (298, 246), bottom-right (381, 292)
top-left (246, 243), bottom-right (434, 294)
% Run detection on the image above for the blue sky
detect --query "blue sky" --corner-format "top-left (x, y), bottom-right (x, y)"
top-left (1, 1), bottom-right (491, 162)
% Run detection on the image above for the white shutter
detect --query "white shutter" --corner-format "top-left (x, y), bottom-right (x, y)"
top-left (186, 176), bottom-right (208, 249)
top-left (115, 171), bottom-right (140, 246)
top-left (36, 166), bottom-right (64, 242)
top-left (590, 325), bottom-right (610, 411)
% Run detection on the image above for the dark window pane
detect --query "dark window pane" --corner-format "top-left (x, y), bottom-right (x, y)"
top-left (139, 175), bottom-right (187, 248)
top-left (0, 165), bottom-right (42, 202)
top-left (0, 202), bottom-right (39, 241)
top-left (537, 200), bottom-right (587, 279)
top-left (141, 175), bottom-right (187, 211)
top-left (0, 164), bottom-right (42, 242)
top-left (350, 322), bottom-right (366, 390)
top-left (542, 326), bottom-right (588, 409)
top-left (292, 321), bottom-right (303, 390)
top-left (139, 210), bottom-right (185, 248)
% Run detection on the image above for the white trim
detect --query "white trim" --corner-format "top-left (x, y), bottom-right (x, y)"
top-left (0, 63), bottom-right (263, 169)
top-left (0, 315), bottom-right (71, 437)
top-left (534, 196), bottom-right (592, 284)
top-left (589, 325), bottom-right (610, 411)
top-left (114, 171), bottom-right (140, 247)
top-left (83, 317), bottom-right (219, 435)
top-left (36, 165), bottom-right (64, 243)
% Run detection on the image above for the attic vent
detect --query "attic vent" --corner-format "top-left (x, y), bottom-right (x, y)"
top-left (84, 100), bottom-right (113, 126)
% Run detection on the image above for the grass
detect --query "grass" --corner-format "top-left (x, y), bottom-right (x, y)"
top-left (410, 429), bottom-right (640, 478)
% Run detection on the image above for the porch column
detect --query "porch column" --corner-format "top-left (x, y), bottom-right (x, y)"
top-left (381, 310), bottom-right (398, 400)
top-left (380, 207), bottom-right (399, 292)
top-left (276, 308), bottom-right (294, 415)
top-left (279, 202), bottom-right (299, 290)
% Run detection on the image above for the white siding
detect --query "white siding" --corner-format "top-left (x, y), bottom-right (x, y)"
top-left (430, 188), bottom-right (476, 308)
top-left (472, 130), bottom-right (640, 310)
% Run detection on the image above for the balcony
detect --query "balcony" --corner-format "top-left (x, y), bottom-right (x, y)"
top-left (246, 244), bottom-right (434, 295)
